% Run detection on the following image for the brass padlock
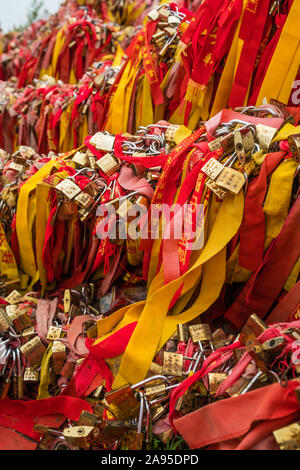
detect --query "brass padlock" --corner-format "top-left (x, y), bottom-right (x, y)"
top-left (78, 410), bottom-right (99, 427)
top-left (205, 178), bottom-right (230, 199)
top-left (273, 421), bottom-right (300, 450)
top-left (119, 393), bottom-right (144, 450)
top-left (20, 336), bottom-right (46, 368)
top-left (208, 373), bottom-right (228, 395)
top-left (239, 314), bottom-right (268, 373)
top-left (288, 134), bottom-right (300, 162)
top-left (162, 351), bottom-right (183, 377)
top-left (63, 426), bottom-right (94, 449)
top-left (24, 367), bottom-right (40, 383)
top-left (234, 127), bottom-right (255, 165)
top-left (60, 361), bottom-right (75, 380)
top-left (55, 179), bottom-right (81, 200)
top-left (92, 420), bottom-right (131, 446)
top-left (89, 132), bottom-right (115, 152)
top-left (189, 324), bottom-right (212, 343)
top-left (201, 158), bottom-right (224, 181)
top-left (215, 167), bottom-right (246, 195)
top-left (0, 308), bottom-right (11, 333)
top-left (96, 153), bottom-right (120, 176)
top-left (52, 341), bottom-right (66, 375)
top-left (104, 384), bottom-right (140, 420)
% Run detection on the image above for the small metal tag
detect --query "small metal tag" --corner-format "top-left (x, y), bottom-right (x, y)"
top-left (162, 351), bottom-right (183, 376)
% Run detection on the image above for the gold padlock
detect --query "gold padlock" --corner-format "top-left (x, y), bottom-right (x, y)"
top-left (104, 384), bottom-right (140, 420)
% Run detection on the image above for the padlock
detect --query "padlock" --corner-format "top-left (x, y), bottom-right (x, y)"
top-left (150, 403), bottom-right (166, 423)
top-left (119, 392), bottom-right (144, 450)
top-left (212, 328), bottom-right (228, 349)
top-left (7, 306), bottom-right (32, 333)
top-left (234, 127), bottom-right (255, 165)
top-left (208, 373), bottom-right (228, 395)
top-left (75, 191), bottom-right (94, 210)
top-left (63, 426), bottom-right (94, 449)
top-left (92, 420), bottom-right (132, 446)
top-left (273, 421), bottom-right (300, 450)
top-left (47, 326), bottom-right (62, 341)
top-left (239, 314), bottom-right (268, 373)
top-left (177, 323), bottom-right (189, 343)
top-left (256, 124), bottom-right (277, 150)
top-left (288, 134), bottom-right (300, 162)
top-left (89, 132), bottom-right (115, 152)
top-left (165, 125), bottom-right (179, 143)
top-left (201, 158), bottom-right (224, 181)
top-left (20, 336), bottom-right (46, 367)
top-left (104, 384), bottom-right (140, 420)
top-left (60, 361), bottom-right (75, 380)
top-left (189, 324), bottom-right (212, 343)
top-left (0, 308), bottom-right (11, 333)
top-left (24, 367), bottom-right (40, 383)
top-left (5, 290), bottom-right (23, 305)
top-left (72, 151), bottom-right (88, 167)
top-left (147, 9), bottom-right (159, 21)
top-left (215, 167), bottom-right (246, 195)
top-left (208, 132), bottom-right (235, 154)
top-left (205, 178), bottom-right (230, 199)
top-left (162, 351), bottom-right (183, 377)
top-left (55, 179), bottom-right (82, 200)
top-left (78, 410), bottom-right (100, 427)
top-left (52, 341), bottom-right (66, 375)
top-left (96, 153), bottom-right (120, 176)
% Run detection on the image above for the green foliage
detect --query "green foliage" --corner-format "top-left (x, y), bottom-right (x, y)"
top-left (12, 0), bottom-right (50, 32)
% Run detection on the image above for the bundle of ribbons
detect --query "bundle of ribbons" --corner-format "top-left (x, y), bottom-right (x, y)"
top-left (0, 0), bottom-right (299, 453)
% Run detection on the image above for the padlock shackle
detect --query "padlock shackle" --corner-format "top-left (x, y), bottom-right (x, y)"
top-left (131, 374), bottom-right (171, 390)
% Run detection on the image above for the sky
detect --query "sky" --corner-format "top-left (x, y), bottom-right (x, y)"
top-left (0, 0), bottom-right (62, 32)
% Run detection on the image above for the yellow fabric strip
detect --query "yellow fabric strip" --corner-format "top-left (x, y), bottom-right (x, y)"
top-left (210, 0), bottom-right (248, 116)
top-left (284, 256), bottom-right (300, 292)
top-left (264, 159), bottom-right (297, 240)
top-left (37, 342), bottom-right (53, 399)
top-left (0, 222), bottom-right (19, 280)
top-left (36, 182), bottom-right (53, 295)
top-left (93, 191), bottom-right (244, 388)
top-left (256, 0), bottom-right (300, 106)
top-left (16, 160), bottom-right (62, 278)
